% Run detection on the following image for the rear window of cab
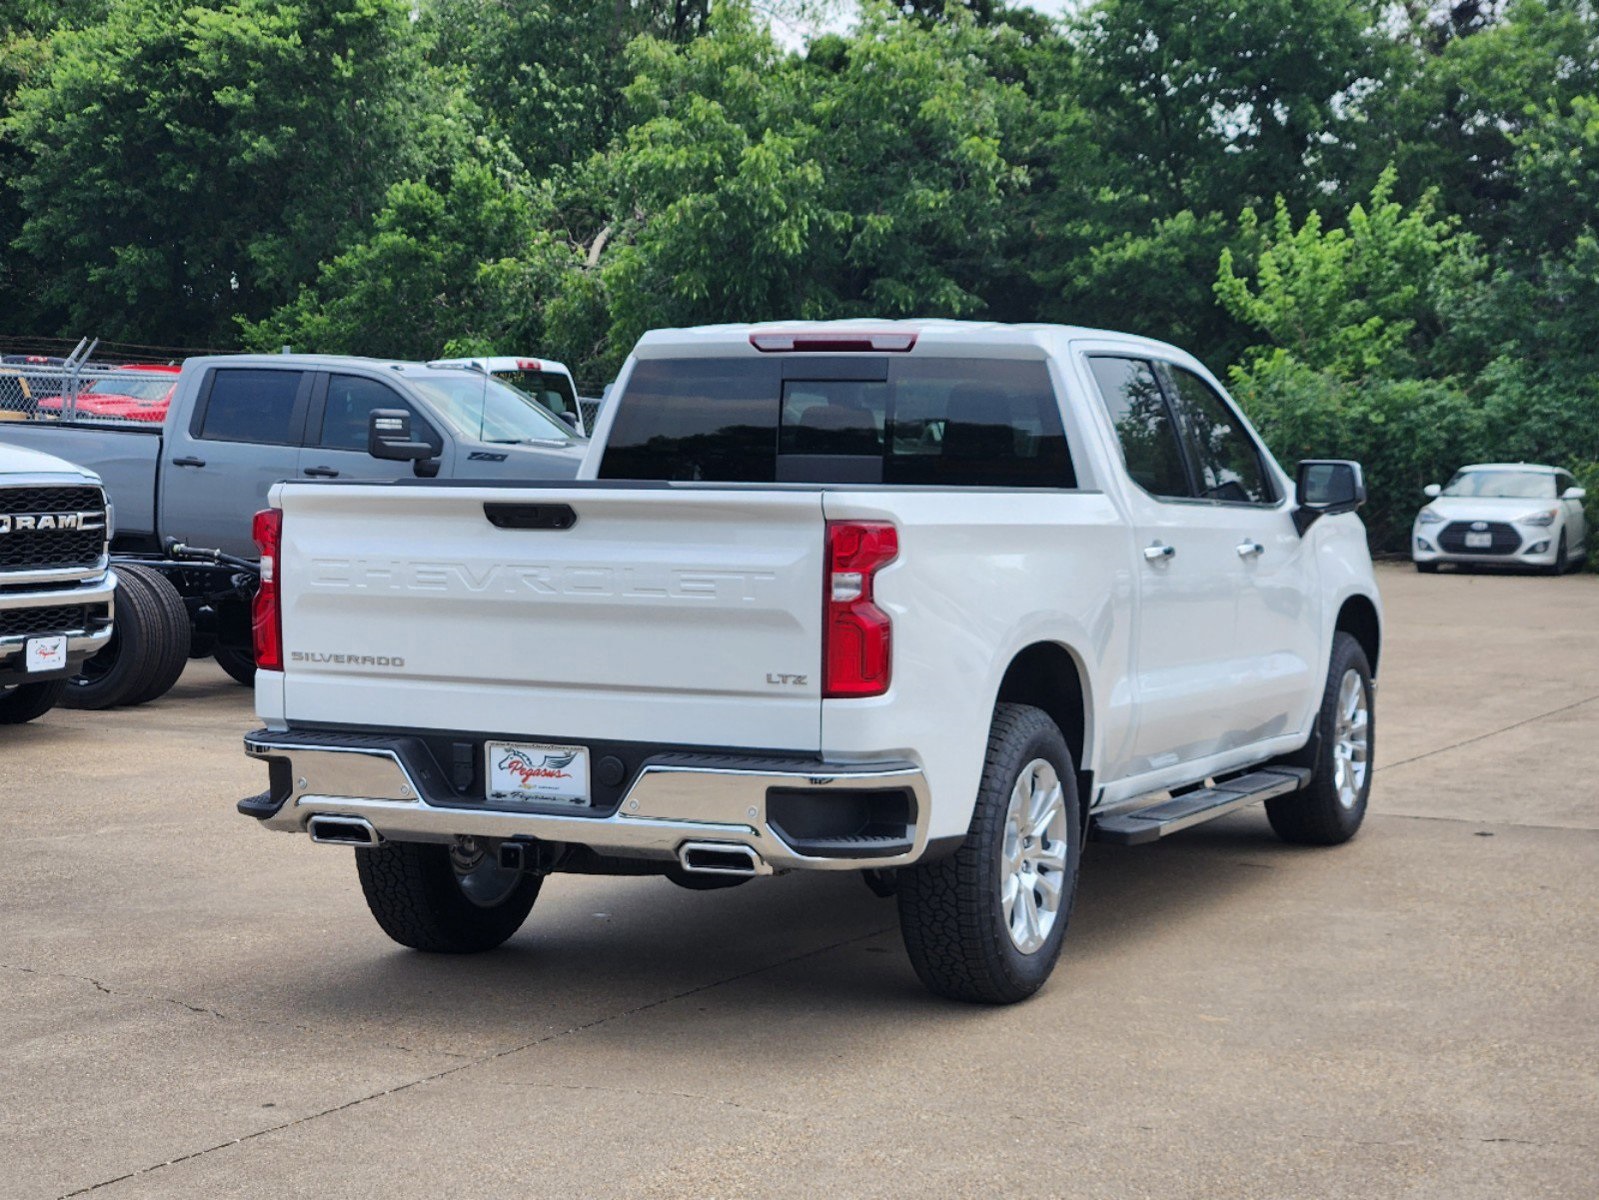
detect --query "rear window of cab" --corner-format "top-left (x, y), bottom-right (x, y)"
top-left (598, 357), bottom-right (1075, 488)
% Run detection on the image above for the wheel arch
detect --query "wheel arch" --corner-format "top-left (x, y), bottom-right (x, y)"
top-left (993, 641), bottom-right (1094, 813)
top-left (1334, 593), bottom-right (1381, 676)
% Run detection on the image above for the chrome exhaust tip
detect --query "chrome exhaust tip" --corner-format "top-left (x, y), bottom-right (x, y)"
top-left (307, 815), bottom-right (382, 846)
top-left (676, 841), bottom-right (769, 877)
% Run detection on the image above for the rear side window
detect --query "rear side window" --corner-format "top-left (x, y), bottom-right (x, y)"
top-left (600, 357), bottom-right (1075, 488)
top-left (198, 369), bottom-right (304, 445)
top-left (1087, 357), bottom-right (1191, 499)
top-left (1164, 366), bottom-right (1277, 504)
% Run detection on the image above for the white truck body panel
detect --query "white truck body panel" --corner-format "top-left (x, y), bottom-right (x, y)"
top-left (817, 487), bottom-right (1131, 841)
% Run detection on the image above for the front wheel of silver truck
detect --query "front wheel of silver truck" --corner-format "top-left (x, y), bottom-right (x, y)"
top-left (897, 704), bottom-right (1082, 1004)
top-left (355, 839), bottom-right (542, 953)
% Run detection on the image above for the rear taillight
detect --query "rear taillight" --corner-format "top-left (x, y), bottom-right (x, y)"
top-left (823, 522), bottom-right (899, 698)
top-left (252, 508), bottom-right (283, 672)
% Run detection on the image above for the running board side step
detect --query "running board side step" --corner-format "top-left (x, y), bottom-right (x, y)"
top-left (1090, 767), bottom-right (1312, 845)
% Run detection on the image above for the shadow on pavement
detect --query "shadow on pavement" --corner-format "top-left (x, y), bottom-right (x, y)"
top-left (266, 815), bottom-right (1301, 1047)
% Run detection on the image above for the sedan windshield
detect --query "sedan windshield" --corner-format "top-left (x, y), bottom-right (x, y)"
top-left (407, 372), bottom-right (579, 445)
top-left (1442, 470), bottom-right (1556, 500)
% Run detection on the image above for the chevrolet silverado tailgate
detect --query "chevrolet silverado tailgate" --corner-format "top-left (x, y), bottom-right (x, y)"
top-left (275, 483), bottom-right (826, 750)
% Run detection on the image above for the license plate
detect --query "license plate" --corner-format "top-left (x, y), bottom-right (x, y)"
top-left (486, 741), bottom-right (591, 806)
top-left (24, 636), bottom-right (66, 673)
top-left (1465, 532), bottom-right (1493, 548)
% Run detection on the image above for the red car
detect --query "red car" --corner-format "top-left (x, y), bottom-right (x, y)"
top-left (37, 364), bottom-right (179, 422)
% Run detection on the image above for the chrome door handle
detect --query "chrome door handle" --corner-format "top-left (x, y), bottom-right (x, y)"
top-left (1143, 543), bottom-right (1176, 562)
top-left (1236, 540), bottom-right (1264, 558)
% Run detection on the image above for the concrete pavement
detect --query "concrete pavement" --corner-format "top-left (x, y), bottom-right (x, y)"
top-left (2, 563), bottom-right (1595, 1198)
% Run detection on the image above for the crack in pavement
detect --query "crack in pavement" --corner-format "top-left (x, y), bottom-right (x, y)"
top-left (1373, 811), bottom-right (1599, 833)
top-left (1, 963), bottom-right (471, 1061)
top-left (1376, 693), bottom-right (1599, 773)
top-left (53, 925), bottom-right (896, 1198)
top-left (1300, 1133), bottom-right (1589, 1151)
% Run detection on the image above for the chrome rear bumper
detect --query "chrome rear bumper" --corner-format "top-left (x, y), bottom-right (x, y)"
top-left (242, 730), bottom-right (931, 872)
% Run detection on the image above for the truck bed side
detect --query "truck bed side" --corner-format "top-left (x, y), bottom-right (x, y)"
top-left (0, 423), bottom-right (162, 545)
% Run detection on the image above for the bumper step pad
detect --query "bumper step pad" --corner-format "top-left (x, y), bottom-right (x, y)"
top-left (1091, 767), bottom-right (1312, 845)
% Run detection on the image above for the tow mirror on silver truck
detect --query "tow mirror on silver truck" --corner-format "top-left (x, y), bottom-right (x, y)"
top-left (368, 409), bottom-right (440, 477)
top-left (1293, 459), bottom-right (1366, 535)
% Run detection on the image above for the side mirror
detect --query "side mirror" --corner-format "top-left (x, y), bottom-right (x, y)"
top-left (556, 410), bottom-right (578, 430)
top-left (1562, 485), bottom-right (1587, 501)
top-left (1294, 459), bottom-right (1366, 535)
top-left (368, 408), bottom-right (433, 462)
top-left (1423, 483), bottom-right (1441, 499)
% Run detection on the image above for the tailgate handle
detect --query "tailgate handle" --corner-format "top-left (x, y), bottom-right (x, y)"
top-left (484, 503), bottom-right (577, 531)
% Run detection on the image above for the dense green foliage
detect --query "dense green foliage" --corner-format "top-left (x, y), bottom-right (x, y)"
top-left (4, 0), bottom-right (1599, 556)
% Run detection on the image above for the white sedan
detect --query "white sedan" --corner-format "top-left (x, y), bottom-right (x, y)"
top-left (1412, 463), bottom-right (1588, 573)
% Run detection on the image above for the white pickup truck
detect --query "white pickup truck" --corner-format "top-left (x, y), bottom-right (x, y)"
top-left (240, 321), bottom-right (1382, 1003)
top-left (0, 444), bottom-right (115, 724)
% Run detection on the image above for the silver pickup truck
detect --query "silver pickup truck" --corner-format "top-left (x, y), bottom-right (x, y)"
top-left (0, 354), bottom-right (586, 558)
top-left (0, 355), bottom-right (586, 707)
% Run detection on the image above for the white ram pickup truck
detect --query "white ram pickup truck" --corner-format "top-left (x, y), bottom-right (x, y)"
top-left (240, 321), bottom-right (1382, 1003)
top-left (0, 444), bottom-right (115, 724)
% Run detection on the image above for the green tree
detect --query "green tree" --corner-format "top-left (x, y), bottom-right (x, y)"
top-left (1216, 171), bottom-right (1490, 548)
top-left (1464, 95), bottom-right (1599, 484)
top-left (244, 161), bottom-right (579, 358)
top-left (6, 0), bottom-right (440, 345)
top-left (1360, 0), bottom-right (1599, 244)
top-left (1075, 0), bottom-right (1388, 218)
top-left (1216, 168), bottom-right (1482, 379)
top-left (554, 4), bottom-right (1035, 375)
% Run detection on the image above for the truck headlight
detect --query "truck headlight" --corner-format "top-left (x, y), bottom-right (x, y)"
top-left (1518, 509), bottom-right (1558, 527)
top-left (1416, 508), bottom-right (1444, 525)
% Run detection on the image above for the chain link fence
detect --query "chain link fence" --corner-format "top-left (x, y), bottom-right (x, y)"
top-left (0, 362), bottom-right (179, 427)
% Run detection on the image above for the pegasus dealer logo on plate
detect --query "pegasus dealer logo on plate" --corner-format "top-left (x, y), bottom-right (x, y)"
top-left (496, 749), bottom-right (577, 787)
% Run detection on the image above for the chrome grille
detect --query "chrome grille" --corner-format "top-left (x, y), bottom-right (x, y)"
top-left (0, 485), bottom-right (107, 572)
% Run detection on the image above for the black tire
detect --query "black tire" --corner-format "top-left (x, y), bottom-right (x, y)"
top-left (114, 564), bottom-right (191, 705)
top-left (62, 568), bottom-right (167, 710)
top-left (1544, 531), bottom-right (1568, 576)
top-left (0, 680), bottom-right (67, 724)
top-left (214, 642), bottom-right (256, 687)
top-left (1415, 561), bottom-right (1439, 574)
top-left (355, 840), bottom-right (541, 953)
top-left (1267, 632), bottom-right (1374, 845)
top-left (897, 703), bottom-right (1082, 1004)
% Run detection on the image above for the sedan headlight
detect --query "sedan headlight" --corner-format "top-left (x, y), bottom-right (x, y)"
top-left (1518, 509), bottom-right (1558, 527)
top-left (1416, 508), bottom-right (1444, 525)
